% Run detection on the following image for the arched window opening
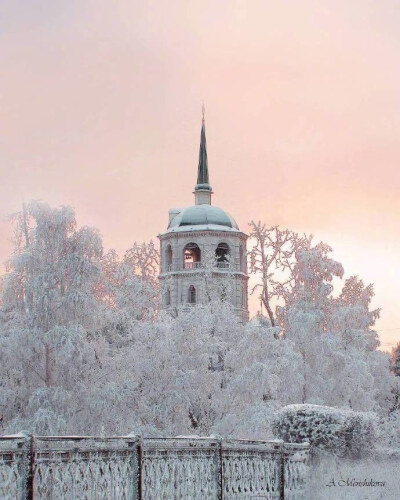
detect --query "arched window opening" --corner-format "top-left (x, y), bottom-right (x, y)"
top-left (216, 243), bottom-right (230, 268)
top-left (165, 245), bottom-right (173, 271)
top-left (165, 288), bottom-right (171, 306)
top-left (188, 285), bottom-right (197, 304)
top-left (183, 243), bottom-right (201, 269)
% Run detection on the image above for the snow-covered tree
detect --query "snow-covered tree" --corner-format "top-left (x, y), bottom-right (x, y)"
top-left (76, 301), bottom-right (243, 436)
top-left (98, 244), bottom-right (159, 341)
top-left (0, 202), bottom-right (105, 433)
top-left (276, 242), bottom-right (343, 404)
top-left (249, 221), bottom-right (311, 325)
top-left (213, 316), bottom-right (304, 439)
top-left (277, 242), bottom-right (395, 413)
top-left (392, 343), bottom-right (400, 377)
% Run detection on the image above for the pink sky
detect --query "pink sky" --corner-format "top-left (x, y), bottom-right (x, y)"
top-left (0, 1), bottom-right (399, 350)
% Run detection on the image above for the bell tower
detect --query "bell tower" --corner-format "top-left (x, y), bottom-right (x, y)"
top-left (158, 113), bottom-right (249, 321)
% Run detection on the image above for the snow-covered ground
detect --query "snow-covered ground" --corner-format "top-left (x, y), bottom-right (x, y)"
top-left (308, 457), bottom-right (400, 500)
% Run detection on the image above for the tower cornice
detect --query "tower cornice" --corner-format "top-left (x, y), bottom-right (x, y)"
top-left (158, 230), bottom-right (248, 241)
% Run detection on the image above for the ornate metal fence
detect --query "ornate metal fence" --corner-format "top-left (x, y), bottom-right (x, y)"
top-left (283, 442), bottom-right (310, 500)
top-left (0, 435), bottom-right (309, 499)
top-left (32, 437), bottom-right (138, 500)
top-left (0, 436), bottom-right (30, 500)
top-left (222, 439), bottom-right (283, 499)
top-left (141, 438), bottom-right (220, 499)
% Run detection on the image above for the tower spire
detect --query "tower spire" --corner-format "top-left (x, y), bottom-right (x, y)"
top-left (194, 106), bottom-right (213, 205)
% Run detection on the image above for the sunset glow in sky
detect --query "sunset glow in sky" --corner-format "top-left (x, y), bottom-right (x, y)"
top-left (1, 1), bottom-right (399, 349)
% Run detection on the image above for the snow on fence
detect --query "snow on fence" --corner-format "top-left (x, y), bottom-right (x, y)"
top-left (32, 437), bottom-right (138, 499)
top-left (141, 438), bottom-right (220, 499)
top-left (0, 436), bottom-right (29, 499)
top-left (283, 443), bottom-right (310, 500)
top-left (0, 435), bottom-right (309, 499)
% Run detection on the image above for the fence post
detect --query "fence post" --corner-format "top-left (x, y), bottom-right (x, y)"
top-left (136, 437), bottom-right (142, 500)
top-left (26, 434), bottom-right (34, 500)
top-left (217, 439), bottom-right (223, 500)
top-left (279, 443), bottom-right (285, 500)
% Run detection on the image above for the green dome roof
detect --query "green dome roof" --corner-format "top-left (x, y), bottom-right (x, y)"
top-left (167, 205), bottom-right (239, 232)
